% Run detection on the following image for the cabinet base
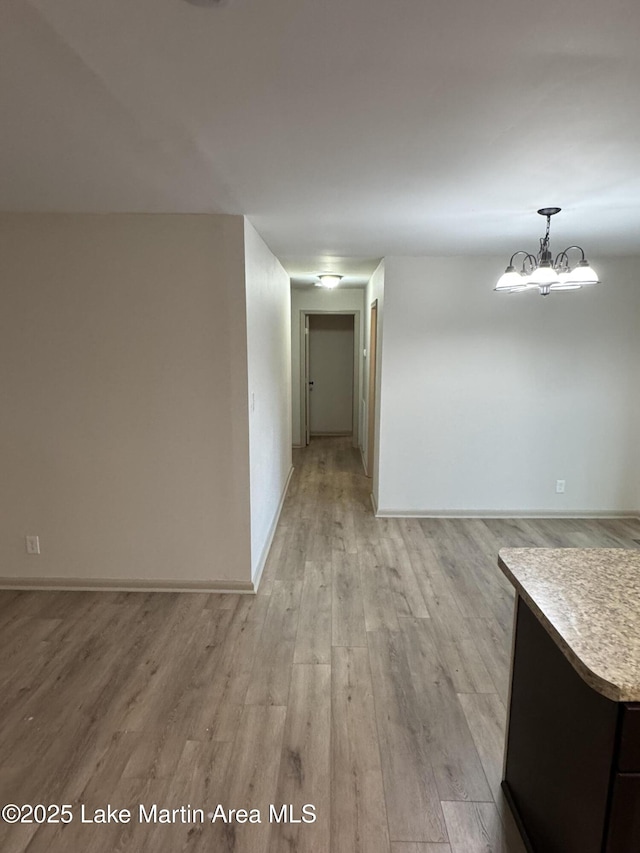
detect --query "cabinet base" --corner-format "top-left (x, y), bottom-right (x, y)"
top-left (501, 780), bottom-right (535, 853)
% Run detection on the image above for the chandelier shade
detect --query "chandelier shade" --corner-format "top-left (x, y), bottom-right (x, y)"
top-left (528, 262), bottom-right (560, 287)
top-left (495, 266), bottom-right (528, 292)
top-left (494, 209), bottom-right (600, 297)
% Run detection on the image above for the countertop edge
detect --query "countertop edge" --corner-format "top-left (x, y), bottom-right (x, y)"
top-left (498, 554), bottom-right (625, 703)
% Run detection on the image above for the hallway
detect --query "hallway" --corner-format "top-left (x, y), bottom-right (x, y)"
top-left (2, 437), bottom-right (640, 852)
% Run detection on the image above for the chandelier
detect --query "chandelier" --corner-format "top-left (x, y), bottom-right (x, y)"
top-left (494, 208), bottom-right (600, 297)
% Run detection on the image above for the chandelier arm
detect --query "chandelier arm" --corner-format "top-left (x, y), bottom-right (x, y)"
top-left (558, 245), bottom-right (586, 262)
top-left (508, 250), bottom-right (539, 273)
top-left (508, 250), bottom-right (531, 266)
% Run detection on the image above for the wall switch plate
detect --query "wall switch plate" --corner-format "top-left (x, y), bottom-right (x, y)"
top-left (26, 535), bottom-right (40, 554)
top-left (556, 480), bottom-right (566, 494)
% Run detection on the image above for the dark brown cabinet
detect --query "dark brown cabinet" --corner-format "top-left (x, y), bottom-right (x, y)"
top-left (617, 705), bottom-right (640, 771)
top-left (503, 598), bottom-right (640, 853)
top-left (606, 774), bottom-right (640, 851)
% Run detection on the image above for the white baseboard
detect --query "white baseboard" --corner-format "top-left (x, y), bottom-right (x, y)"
top-left (251, 465), bottom-right (294, 591)
top-left (373, 508), bottom-right (640, 519)
top-left (0, 577), bottom-right (254, 594)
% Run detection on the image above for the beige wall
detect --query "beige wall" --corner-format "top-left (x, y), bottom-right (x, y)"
top-left (243, 219), bottom-right (292, 586)
top-left (0, 213), bottom-right (253, 586)
top-left (377, 255), bottom-right (640, 515)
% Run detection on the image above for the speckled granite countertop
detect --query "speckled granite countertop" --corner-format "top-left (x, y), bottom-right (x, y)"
top-left (498, 548), bottom-right (640, 703)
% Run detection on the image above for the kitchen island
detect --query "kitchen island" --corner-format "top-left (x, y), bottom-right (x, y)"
top-left (498, 548), bottom-right (640, 853)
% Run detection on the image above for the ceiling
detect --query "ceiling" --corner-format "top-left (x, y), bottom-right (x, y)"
top-left (3, 0), bottom-right (640, 285)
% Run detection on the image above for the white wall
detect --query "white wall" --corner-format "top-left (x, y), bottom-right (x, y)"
top-left (290, 287), bottom-right (365, 446)
top-left (243, 219), bottom-right (292, 586)
top-left (364, 261), bottom-right (385, 501)
top-left (0, 213), bottom-right (254, 587)
top-left (377, 255), bottom-right (640, 515)
top-left (309, 315), bottom-right (354, 434)
top-left (632, 355), bottom-right (640, 513)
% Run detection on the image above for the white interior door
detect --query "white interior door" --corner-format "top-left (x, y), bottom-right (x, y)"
top-left (308, 314), bottom-right (354, 435)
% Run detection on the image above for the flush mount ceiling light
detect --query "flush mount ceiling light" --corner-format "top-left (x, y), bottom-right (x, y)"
top-left (316, 274), bottom-right (343, 289)
top-left (495, 208), bottom-right (600, 297)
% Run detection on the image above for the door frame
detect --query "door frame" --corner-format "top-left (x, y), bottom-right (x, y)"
top-left (299, 309), bottom-right (361, 448)
top-left (366, 300), bottom-right (378, 479)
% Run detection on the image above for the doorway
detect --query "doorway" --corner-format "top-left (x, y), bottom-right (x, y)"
top-left (300, 310), bottom-right (361, 448)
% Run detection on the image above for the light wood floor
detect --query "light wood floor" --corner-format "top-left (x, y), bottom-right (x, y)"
top-left (1, 437), bottom-right (639, 853)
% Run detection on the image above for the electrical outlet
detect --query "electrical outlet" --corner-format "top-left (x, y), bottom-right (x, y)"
top-left (556, 480), bottom-right (566, 494)
top-left (25, 535), bottom-right (40, 555)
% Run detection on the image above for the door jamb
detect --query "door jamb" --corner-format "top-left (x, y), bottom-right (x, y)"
top-left (366, 300), bottom-right (378, 479)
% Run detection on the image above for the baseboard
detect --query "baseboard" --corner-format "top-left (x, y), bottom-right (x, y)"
top-left (0, 577), bottom-right (254, 594)
top-left (370, 491), bottom-right (378, 515)
top-left (373, 508), bottom-right (640, 519)
top-left (251, 465), bottom-right (294, 591)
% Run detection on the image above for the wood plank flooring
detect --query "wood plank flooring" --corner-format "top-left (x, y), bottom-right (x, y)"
top-left (1, 436), bottom-right (639, 852)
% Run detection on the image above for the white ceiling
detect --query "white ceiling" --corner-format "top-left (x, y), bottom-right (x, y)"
top-left (3, 0), bottom-right (640, 283)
